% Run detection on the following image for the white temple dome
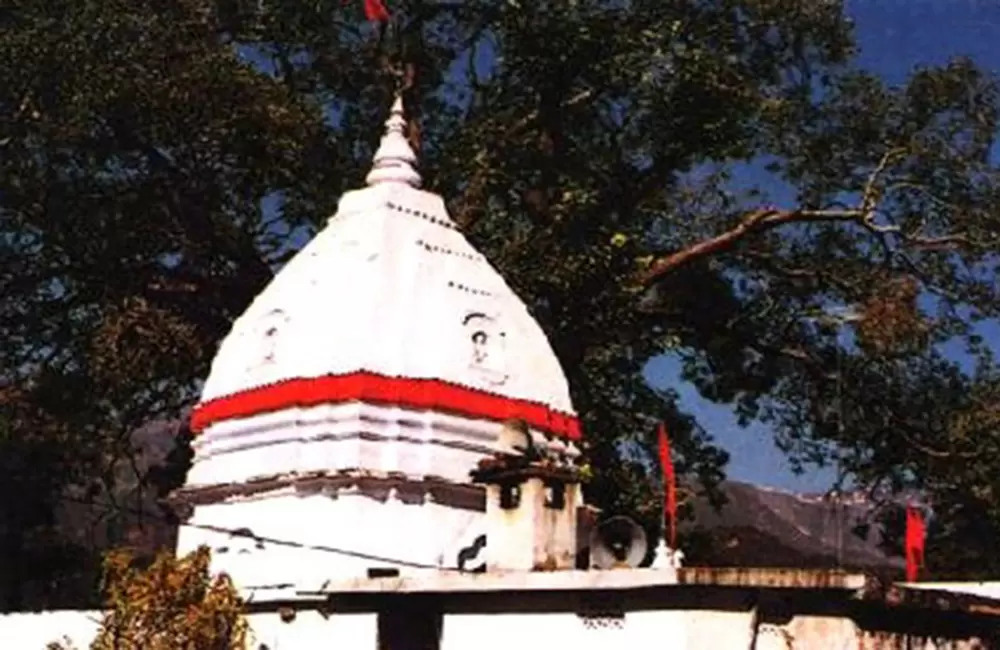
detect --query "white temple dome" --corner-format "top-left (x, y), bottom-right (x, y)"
top-left (186, 98), bottom-right (580, 488)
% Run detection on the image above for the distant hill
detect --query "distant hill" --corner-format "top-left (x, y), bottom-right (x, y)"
top-left (685, 480), bottom-right (905, 572)
top-left (55, 413), bottom-right (190, 568)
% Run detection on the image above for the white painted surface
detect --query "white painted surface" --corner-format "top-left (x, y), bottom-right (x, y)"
top-left (2, 610), bottom-right (102, 649)
top-left (442, 613), bottom-right (654, 650)
top-left (195, 98), bottom-right (574, 431)
top-left (187, 402), bottom-right (505, 486)
top-left (365, 96), bottom-right (422, 188)
top-left (902, 581), bottom-right (1000, 598)
top-left (176, 489), bottom-right (485, 588)
top-left (248, 612), bottom-right (378, 650)
top-left (197, 173), bottom-right (573, 414)
top-left (295, 568), bottom-right (867, 594)
top-left (680, 610), bottom-right (756, 650)
top-left (481, 478), bottom-right (582, 571)
top-left (180, 98), bottom-right (581, 588)
top-left (439, 610), bottom-right (775, 650)
top-left (784, 616), bottom-right (858, 650)
top-left (3, 607), bottom-right (990, 650)
top-left (4, 610), bottom-right (376, 650)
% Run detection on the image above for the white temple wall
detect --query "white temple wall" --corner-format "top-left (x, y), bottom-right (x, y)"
top-left (439, 611), bottom-right (855, 650)
top-left (5, 608), bottom-right (985, 650)
top-left (176, 490), bottom-right (485, 588)
top-left (3, 610), bottom-right (377, 650)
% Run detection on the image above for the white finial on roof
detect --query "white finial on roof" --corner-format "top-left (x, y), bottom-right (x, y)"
top-left (652, 539), bottom-right (684, 571)
top-left (366, 95), bottom-right (422, 188)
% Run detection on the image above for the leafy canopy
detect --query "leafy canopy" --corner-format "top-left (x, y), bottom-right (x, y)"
top-left (3, 0), bottom-right (1000, 587)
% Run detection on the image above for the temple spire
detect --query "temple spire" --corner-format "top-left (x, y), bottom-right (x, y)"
top-left (366, 96), bottom-right (422, 188)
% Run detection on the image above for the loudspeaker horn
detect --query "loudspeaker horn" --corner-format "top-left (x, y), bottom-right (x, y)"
top-left (589, 515), bottom-right (648, 570)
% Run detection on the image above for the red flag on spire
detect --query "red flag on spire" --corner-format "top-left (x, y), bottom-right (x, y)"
top-left (905, 505), bottom-right (926, 582)
top-left (363, 0), bottom-right (390, 22)
top-left (657, 423), bottom-right (678, 548)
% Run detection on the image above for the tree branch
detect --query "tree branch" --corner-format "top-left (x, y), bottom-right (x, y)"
top-left (896, 421), bottom-right (978, 460)
top-left (640, 148), bottom-right (912, 285)
top-left (641, 206), bottom-right (869, 284)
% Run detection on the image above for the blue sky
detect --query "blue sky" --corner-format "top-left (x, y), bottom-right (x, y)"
top-left (648, 0), bottom-right (1000, 493)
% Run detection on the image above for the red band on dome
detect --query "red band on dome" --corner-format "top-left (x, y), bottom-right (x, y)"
top-left (191, 372), bottom-right (582, 440)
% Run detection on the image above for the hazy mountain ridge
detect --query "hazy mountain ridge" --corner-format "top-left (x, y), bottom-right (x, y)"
top-left (689, 480), bottom-right (905, 570)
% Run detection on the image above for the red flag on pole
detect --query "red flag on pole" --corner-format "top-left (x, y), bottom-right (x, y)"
top-left (905, 505), bottom-right (926, 582)
top-left (363, 0), bottom-right (390, 22)
top-left (658, 423), bottom-right (678, 548)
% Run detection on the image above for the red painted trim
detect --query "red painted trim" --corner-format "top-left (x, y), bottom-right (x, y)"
top-left (191, 371), bottom-right (582, 440)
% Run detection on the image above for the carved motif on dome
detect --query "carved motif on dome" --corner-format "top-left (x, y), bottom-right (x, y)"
top-left (246, 308), bottom-right (289, 377)
top-left (463, 311), bottom-right (509, 386)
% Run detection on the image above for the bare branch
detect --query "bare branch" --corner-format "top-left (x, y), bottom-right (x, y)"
top-left (887, 180), bottom-right (961, 213)
top-left (859, 147), bottom-right (908, 222)
top-left (743, 250), bottom-right (860, 295)
top-left (641, 206), bottom-right (867, 284)
top-left (507, 88), bottom-right (595, 135)
top-left (908, 234), bottom-right (972, 251)
top-left (639, 148), bottom-right (933, 285)
top-left (895, 423), bottom-right (978, 460)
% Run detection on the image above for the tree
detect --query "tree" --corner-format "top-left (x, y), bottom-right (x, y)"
top-left (4, 0), bottom-right (1000, 588)
top-left (48, 546), bottom-right (247, 650)
top-left (0, 403), bottom-right (96, 610)
top-left (1, 0), bottom-right (337, 603)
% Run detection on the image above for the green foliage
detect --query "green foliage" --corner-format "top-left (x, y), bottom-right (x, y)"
top-left (1, 0), bottom-right (337, 604)
top-left (3, 0), bottom-right (1000, 587)
top-left (47, 547), bottom-right (247, 650)
top-left (0, 397), bottom-right (97, 610)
